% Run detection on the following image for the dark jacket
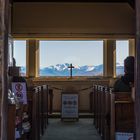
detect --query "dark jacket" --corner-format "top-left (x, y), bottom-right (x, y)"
top-left (113, 74), bottom-right (133, 92)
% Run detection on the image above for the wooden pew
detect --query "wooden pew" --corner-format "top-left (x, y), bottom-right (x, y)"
top-left (97, 85), bottom-right (101, 133)
top-left (7, 84), bottom-right (48, 140)
top-left (7, 104), bottom-right (16, 140)
top-left (110, 92), bottom-right (134, 140)
top-left (93, 85), bottom-right (104, 134)
top-left (93, 85), bottom-right (111, 140)
top-left (100, 86), bottom-right (106, 139)
top-left (48, 89), bottom-right (53, 114)
top-left (90, 91), bottom-right (94, 113)
top-left (104, 87), bottom-right (111, 140)
top-left (26, 86), bottom-right (35, 140)
top-left (41, 85), bottom-right (48, 135)
top-left (30, 85), bottom-right (49, 140)
top-left (30, 87), bottom-right (39, 140)
top-left (43, 85), bottom-right (49, 127)
top-left (29, 86), bottom-right (42, 140)
top-left (93, 85), bottom-right (134, 140)
top-left (93, 85), bottom-right (98, 128)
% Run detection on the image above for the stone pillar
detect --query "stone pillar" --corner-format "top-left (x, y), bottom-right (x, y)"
top-left (103, 40), bottom-right (116, 78)
top-left (129, 39), bottom-right (135, 56)
top-left (26, 40), bottom-right (39, 77)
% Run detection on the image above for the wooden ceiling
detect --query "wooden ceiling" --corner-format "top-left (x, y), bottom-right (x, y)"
top-left (12, 0), bottom-right (135, 9)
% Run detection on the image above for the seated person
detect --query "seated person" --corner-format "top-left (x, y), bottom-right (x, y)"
top-left (9, 58), bottom-right (27, 86)
top-left (113, 56), bottom-right (134, 92)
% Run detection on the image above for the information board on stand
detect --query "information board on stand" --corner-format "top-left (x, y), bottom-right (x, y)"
top-left (61, 93), bottom-right (79, 120)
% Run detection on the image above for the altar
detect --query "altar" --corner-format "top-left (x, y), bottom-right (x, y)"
top-left (32, 78), bottom-right (109, 112)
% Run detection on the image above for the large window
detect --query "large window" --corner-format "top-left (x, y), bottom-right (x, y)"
top-left (13, 40), bottom-right (26, 76)
top-left (116, 40), bottom-right (129, 76)
top-left (39, 40), bottom-right (103, 77)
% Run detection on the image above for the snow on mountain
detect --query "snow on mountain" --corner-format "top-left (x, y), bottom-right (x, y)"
top-left (116, 62), bottom-right (124, 67)
top-left (54, 63), bottom-right (69, 71)
top-left (116, 63), bottom-right (124, 75)
top-left (74, 65), bottom-right (80, 69)
top-left (20, 63), bottom-right (124, 76)
top-left (39, 64), bottom-right (103, 76)
top-left (47, 65), bottom-right (54, 69)
top-left (86, 66), bottom-right (95, 71)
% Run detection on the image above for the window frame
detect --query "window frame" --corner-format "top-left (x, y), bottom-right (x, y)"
top-left (38, 39), bottom-right (104, 78)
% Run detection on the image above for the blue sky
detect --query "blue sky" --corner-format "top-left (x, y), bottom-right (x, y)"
top-left (40, 40), bottom-right (103, 67)
top-left (116, 40), bottom-right (129, 65)
top-left (13, 40), bottom-right (129, 68)
top-left (13, 40), bottom-right (26, 67)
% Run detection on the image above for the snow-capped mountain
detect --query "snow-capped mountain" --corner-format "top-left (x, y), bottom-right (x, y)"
top-left (116, 63), bottom-right (124, 75)
top-left (40, 63), bottom-right (102, 76)
top-left (20, 63), bottom-right (124, 76)
top-left (48, 63), bottom-right (70, 71)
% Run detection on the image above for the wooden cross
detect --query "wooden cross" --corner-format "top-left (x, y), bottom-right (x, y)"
top-left (68, 63), bottom-right (74, 78)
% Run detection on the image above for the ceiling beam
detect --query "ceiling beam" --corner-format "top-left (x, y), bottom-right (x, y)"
top-left (12, 0), bottom-right (132, 3)
top-left (12, 0), bottom-right (135, 9)
top-left (128, 0), bottom-right (135, 9)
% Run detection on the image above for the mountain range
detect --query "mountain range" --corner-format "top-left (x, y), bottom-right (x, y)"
top-left (38, 63), bottom-right (124, 76)
top-left (20, 63), bottom-right (124, 76)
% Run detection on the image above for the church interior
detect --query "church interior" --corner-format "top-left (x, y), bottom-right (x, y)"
top-left (0, 0), bottom-right (140, 140)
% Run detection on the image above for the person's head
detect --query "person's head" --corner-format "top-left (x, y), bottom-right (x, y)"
top-left (124, 56), bottom-right (135, 74)
top-left (13, 57), bottom-right (16, 67)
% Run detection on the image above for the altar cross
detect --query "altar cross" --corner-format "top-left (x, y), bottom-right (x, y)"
top-left (68, 63), bottom-right (75, 78)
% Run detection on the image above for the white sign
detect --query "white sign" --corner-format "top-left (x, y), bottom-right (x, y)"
top-left (61, 93), bottom-right (78, 118)
top-left (115, 132), bottom-right (134, 140)
top-left (12, 82), bottom-right (27, 104)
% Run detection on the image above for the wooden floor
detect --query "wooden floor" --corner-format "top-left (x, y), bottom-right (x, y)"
top-left (41, 118), bottom-right (101, 140)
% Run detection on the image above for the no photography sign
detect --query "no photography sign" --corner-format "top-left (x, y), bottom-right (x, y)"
top-left (12, 82), bottom-right (27, 104)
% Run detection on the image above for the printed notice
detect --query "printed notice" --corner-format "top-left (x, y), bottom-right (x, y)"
top-left (12, 82), bottom-right (27, 104)
top-left (61, 93), bottom-right (78, 118)
top-left (115, 132), bottom-right (134, 140)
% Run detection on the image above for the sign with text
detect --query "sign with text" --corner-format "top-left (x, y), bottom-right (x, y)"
top-left (12, 82), bottom-right (27, 104)
top-left (115, 132), bottom-right (134, 140)
top-left (61, 93), bottom-right (78, 119)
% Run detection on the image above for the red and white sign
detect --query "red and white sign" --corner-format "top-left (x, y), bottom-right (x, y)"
top-left (115, 132), bottom-right (134, 140)
top-left (12, 82), bottom-right (27, 104)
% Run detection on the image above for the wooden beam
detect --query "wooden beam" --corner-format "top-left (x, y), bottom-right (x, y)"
top-left (26, 40), bottom-right (39, 77)
top-left (103, 40), bottom-right (116, 77)
top-left (129, 39), bottom-right (135, 56)
top-left (12, 0), bottom-right (131, 3)
top-left (0, 0), bottom-right (9, 140)
top-left (135, 0), bottom-right (140, 140)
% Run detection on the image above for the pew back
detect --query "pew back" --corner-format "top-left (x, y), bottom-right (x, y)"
top-left (110, 92), bottom-right (134, 140)
top-left (93, 85), bottom-right (134, 140)
top-left (27, 85), bottom-right (48, 140)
